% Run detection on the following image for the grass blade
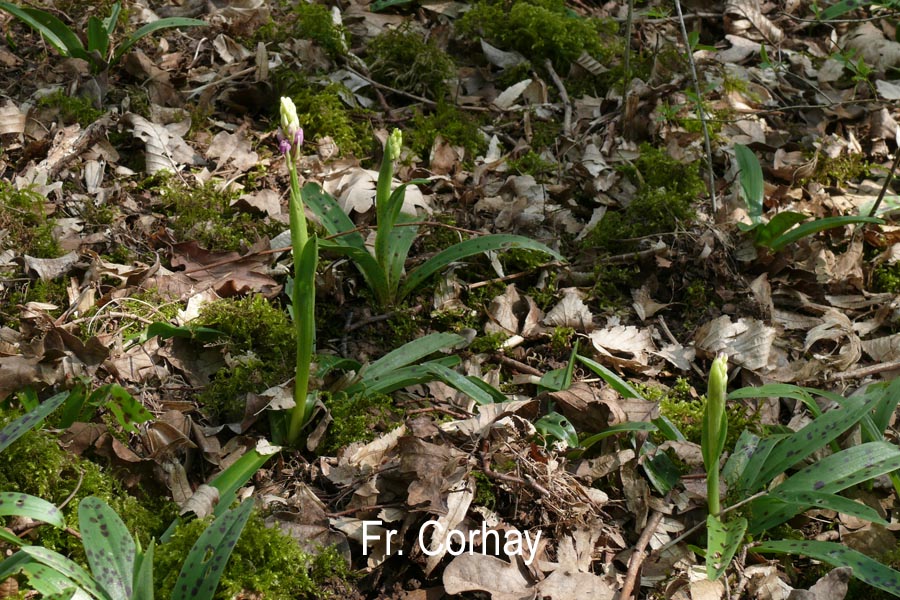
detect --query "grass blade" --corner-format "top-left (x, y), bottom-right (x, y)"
top-left (768, 215), bottom-right (883, 251)
top-left (112, 17), bottom-right (206, 64)
top-left (0, 3), bottom-right (89, 60)
top-left (421, 362), bottom-right (497, 405)
top-left (400, 235), bottom-right (562, 301)
top-left (576, 354), bottom-right (643, 398)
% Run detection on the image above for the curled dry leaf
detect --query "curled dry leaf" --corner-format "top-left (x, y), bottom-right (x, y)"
top-left (543, 288), bottom-right (593, 332)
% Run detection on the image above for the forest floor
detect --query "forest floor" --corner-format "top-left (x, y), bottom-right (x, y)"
top-left (2, 0), bottom-right (900, 598)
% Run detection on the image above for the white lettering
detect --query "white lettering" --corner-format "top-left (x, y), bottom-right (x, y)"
top-left (522, 530), bottom-right (542, 566)
top-left (361, 520), bottom-right (382, 555)
top-left (503, 529), bottom-right (523, 556)
top-left (419, 520), bottom-right (442, 556)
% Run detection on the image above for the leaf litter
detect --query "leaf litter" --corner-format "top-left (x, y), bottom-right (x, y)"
top-left (4, 0), bottom-right (900, 596)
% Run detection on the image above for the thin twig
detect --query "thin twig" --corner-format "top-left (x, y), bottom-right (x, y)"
top-left (493, 354), bottom-right (544, 377)
top-left (466, 261), bottom-right (565, 290)
top-left (343, 66), bottom-right (491, 112)
top-left (673, 0), bottom-right (717, 215)
top-left (544, 59), bottom-right (572, 137)
top-left (826, 359), bottom-right (900, 381)
top-left (344, 305), bottom-right (422, 333)
top-left (620, 510), bottom-right (664, 600)
top-left (655, 490), bottom-right (768, 555)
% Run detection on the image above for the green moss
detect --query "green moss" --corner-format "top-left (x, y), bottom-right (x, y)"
top-left (274, 74), bottom-right (372, 158)
top-left (550, 326), bottom-right (575, 352)
top-left (639, 378), bottom-right (757, 448)
top-left (154, 176), bottom-right (284, 252)
top-left (196, 295), bottom-right (296, 422)
top-left (366, 25), bottom-right (456, 100)
top-left (591, 265), bottom-right (640, 310)
top-left (873, 263), bottom-right (900, 294)
top-left (321, 391), bottom-right (400, 455)
top-left (809, 152), bottom-right (871, 187)
top-left (253, 1), bottom-right (346, 58)
top-left (0, 181), bottom-right (62, 258)
top-left (0, 421), bottom-right (174, 561)
top-left (470, 331), bottom-right (508, 353)
top-left (584, 144), bottom-right (703, 252)
top-left (458, 0), bottom-right (619, 72)
top-left (154, 509), bottom-right (352, 599)
top-left (408, 100), bottom-right (486, 163)
top-left (471, 470), bottom-right (497, 509)
top-left (37, 89), bottom-right (104, 127)
top-left (506, 150), bottom-right (556, 180)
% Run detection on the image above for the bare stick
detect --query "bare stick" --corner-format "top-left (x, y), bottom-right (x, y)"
top-left (620, 510), bottom-right (664, 600)
top-left (673, 0), bottom-right (718, 215)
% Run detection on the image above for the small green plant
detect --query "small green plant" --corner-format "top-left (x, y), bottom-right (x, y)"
top-left (733, 144), bottom-right (881, 251)
top-left (366, 25), bottom-right (455, 99)
top-left (280, 97), bottom-right (319, 447)
top-left (584, 145), bottom-right (702, 252)
top-left (0, 494), bottom-right (253, 600)
top-left (0, 1), bottom-right (205, 73)
top-left (302, 128), bottom-right (563, 309)
top-left (0, 181), bottom-right (61, 258)
top-left (37, 89), bottom-right (104, 126)
top-left (457, 0), bottom-right (618, 71)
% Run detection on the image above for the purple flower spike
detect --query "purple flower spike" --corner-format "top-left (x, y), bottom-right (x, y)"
top-left (294, 127), bottom-right (304, 148)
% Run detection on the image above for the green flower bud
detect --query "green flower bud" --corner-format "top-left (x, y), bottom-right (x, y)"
top-left (280, 97), bottom-right (301, 141)
top-left (387, 128), bottom-right (402, 161)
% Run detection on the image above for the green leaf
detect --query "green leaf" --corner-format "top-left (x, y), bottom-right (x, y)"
top-left (172, 500), bottom-right (253, 600)
top-left (206, 446), bottom-right (277, 519)
top-left (301, 183), bottom-right (367, 249)
top-left (772, 490), bottom-right (887, 525)
top-left (97, 384), bottom-right (153, 434)
top-left (132, 540), bottom-right (154, 600)
top-left (748, 391), bottom-right (881, 492)
top-left (354, 356), bottom-right (460, 395)
top-left (317, 240), bottom-right (391, 306)
top-left (370, 0), bottom-right (415, 10)
top-left (86, 15), bottom-right (108, 59)
top-left (768, 215), bottom-right (883, 252)
top-left (819, 0), bottom-right (859, 20)
top-left (0, 492), bottom-right (65, 531)
top-left (421, 363), bottom-right (497, 405)
top-left (18, 547), bottom-right (110, 600)
top-left (0, 3), bottom-right (89, 61)
top-left (380, 212), bottom-right (419, 302)
top-left (754, 211), bottom-right (808, 248)
top-left (754, 539), bottom-right (900, 596)
top-left (22, 562), bottom-right (89, 597)
top-left (0, 391), bottom-right (68, 454)
top-left (112, 16), bottom-right (206, 64)
top-left (640, 440), bottom-right (681, 494)
top-left (78, 497), bottom-right (134, 600)
top-left (534, 412), bottom-right (578, 447)
top-left (578, 422), bottom-right (658, 453)
top-left (103, 3), bottom-right (121, 37)
top-left (576, 355), bottom-right (644, 399)
top-left (400, 235), bottom-right (562, 301)
top-left (749, 442), bottom-right (900, 533)
top-left (706, 515), bottom-right (747, 580)
top-left (360, 332), bottom-right (465, 382)
top-left (734, 144), bottom-right (764, 224)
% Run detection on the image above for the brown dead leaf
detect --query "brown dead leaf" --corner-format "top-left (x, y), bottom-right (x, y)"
top-left (443, 553), bottom-right (536, 600)
top-left (170, 240), bottom-right (280, 297)
top-left (588, 322), bottom-right (655, 366)
top-left (694, 315), bottom-right (775, 371)
top-left (543, 288), bottom-right (593, 332)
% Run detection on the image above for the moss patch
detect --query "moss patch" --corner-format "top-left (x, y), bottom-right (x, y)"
top-left (584, 144), bottom-right (704, 253)
top-left (154, 177), bottom-right (284, 252)
top-left (408, 100), bottom-right (486, 164)
top-left (154, 509), bottom-right (352, 599)
top-left (196, 295), bottom-right (295, 423)
top-left (458, 0), bottom-right (619, 72)
top-left (0, 420), bottom-right (174, 561)
top-left (37, 89), bottom-right (104, 127)
top-left (366, 25), bottom-right (455, 100)
top-left (320, 391), bottom-right (400, 455)
top-left (0, 181), bottom-right (62, 258)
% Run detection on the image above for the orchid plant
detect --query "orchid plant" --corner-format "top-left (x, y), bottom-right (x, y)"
top-left (278, 97), bottom-right (318, 446)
